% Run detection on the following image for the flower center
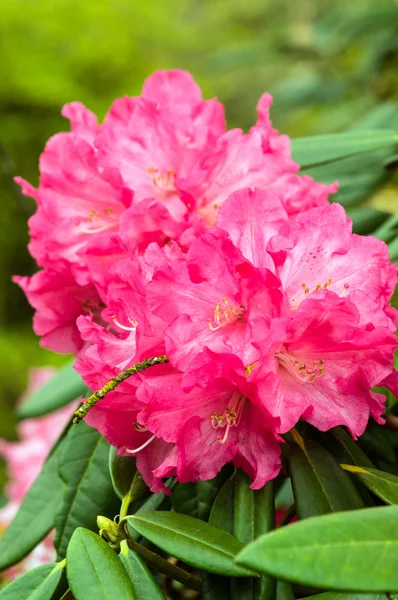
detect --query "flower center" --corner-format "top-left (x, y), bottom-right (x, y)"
top-left (291, 279), bottom-right (351, 309)
top-left (276, 351), bottom-right (324, 383)
top-left (148, 167), bottom-right (176, 192)
top-left (77, 207), bottom-right (117, 234)
top-left (211, 391), bottom-right (245, 444)
top-left (207, 297), bottom-right (246, 332)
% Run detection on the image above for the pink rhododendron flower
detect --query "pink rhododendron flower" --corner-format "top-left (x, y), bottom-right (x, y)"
top-left (15, 69), bottom-right (397, 493)
top-left (72, 187), bottom-right (396, 491)
top-left (0, 368), bottom-right (79, 581)
top-left (15, 69), bottom-right (336, 353)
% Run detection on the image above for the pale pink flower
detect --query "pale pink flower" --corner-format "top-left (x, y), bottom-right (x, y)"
top-left (0, 368), bottom-right (78, 581)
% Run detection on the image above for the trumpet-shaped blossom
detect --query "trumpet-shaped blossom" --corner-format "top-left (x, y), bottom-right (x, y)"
top-left (147, 227), bottom-right (285, 372)
top-left (15, 69), bottom-right (337, 352)
top-left (147, 188), bottom-right (397, 440)
top-left (251, 291), bottom-right (396, 436)
top-left (74, 314), bottom-right (175, 493)
top-left (267, 202), bottom-right (397, 322)
top-left (137, 354), bottom-right (281, 489)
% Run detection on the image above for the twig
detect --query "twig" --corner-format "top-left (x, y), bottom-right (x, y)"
top-left (73, 355), bottom-right (169, 423)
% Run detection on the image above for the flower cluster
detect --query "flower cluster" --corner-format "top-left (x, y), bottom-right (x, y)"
top-left (16, 70), bottom-right (397, 492)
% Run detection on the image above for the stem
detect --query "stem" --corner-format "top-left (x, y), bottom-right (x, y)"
top-left (120, 496), bottom-right (131, 522)
top-left (123, 523), bottom-right (202, 592)
top-left (73, 355), bottom-right (169, 423)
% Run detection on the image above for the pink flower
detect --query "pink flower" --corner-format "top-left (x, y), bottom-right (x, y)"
top-left (74, 315), bottom-right (175, 493)
top-left (147, 226), bottom-right (285, 372)
top-left (137, 351), bottom-right (281, 489)
top-left (251, 291), bottom-right (396, 436)
top-left (267, 202), bottom-right (397, 323)
top-left (0, 368), bottom-right (79, 581)
top-left (146, 190), bottom-right (397, 439)
top-left (16, 70), bottom-right (337, 352)
top-left (13, 271), bottom-right (102, 353)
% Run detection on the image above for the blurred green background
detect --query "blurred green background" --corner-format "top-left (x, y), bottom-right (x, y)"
top-left (1, 0), bottom-right (398, 437)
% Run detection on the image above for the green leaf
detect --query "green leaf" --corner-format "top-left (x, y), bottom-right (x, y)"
top-left (0, 563), bottom-right (64, 600)
top-left (203, 475), bottom-right (235, 600)
top-left (208, 474), bottom-right (235, 533)
top-left (17, 360), bottom-right (86, 419)
top-left (312, 428), bottom-right (375, 506)
top-left (301, 593), bottom-right (388, 599)
top-left (358, 424), bottom-right (397, 465)
top-left (330, 428), bottom-right (374, 468)
top-left (126, 478), bottom-right (176, 542)
top-left (276, 580), bottom-right (295, 600)
top-left (54, 422), bottom-right (118, 559)
top-left (171, 469), bottom-right (227, 521)
top-left (236, 505), bottom-right (398, 592)
top-left (119, 540), bottom-right (165, 599)
top-left (341, 464), bottom-right (398, 505)
top-left (109, 446), bottom-right (138, 500)
top-left (291, 130), bottom-right (397, 169)
top-left (127, 511), bottom-right (254, 577)
top-left (289, 437), bottom-right (364, 519)
top-left (0, 440), bottom-right (65, 570)
top-left (109, 446), bottom-right (149, 519)
top-left (231, 471), bottom-right (275, 600)
top-left (66, 528), bottom-right (134, 600)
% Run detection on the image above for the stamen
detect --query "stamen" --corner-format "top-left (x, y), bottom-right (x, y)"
top-left (133, 422), bottom-right (148, 432)
top-left (276, 351), bottom-right (325, 383)
top-left (78, 207), bottom-right (117, 234)
top-left (125, 434), bottom-right (156, 454)
top-left (79, 224), bottom-right (112, 234)
top-left (208, 297), bottom-right (245, 332)
top-left (111, 315), bottom-right (138, 331)
top-left (218, 420), bottom-right (232, 444)
top-left (148, 167), bottom-right (176, 192)
top-left (210, 392), bottom-right (246, 444)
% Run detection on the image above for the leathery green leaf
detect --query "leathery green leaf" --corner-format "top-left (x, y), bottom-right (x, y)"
top-left (0, 562), bottom-right (64, 600)
top-left (54, 422), bottom-right (117, 559)
top-left (301, 593), bottom-right (388, 599)
top-left (109, 446), bottom-right (149, 519)
top-left (127, 511), bottom-right (254, 577)
top-left (17, 360), bottom-right (86, 419)
top-left (289, 434), bottom-right (363, 519)
top-left (341, 464), bottom-right (398, 505)
top-left (291, 130), bottom-right (397, 169)
top-left (0, 438), bottom-right (65, 570)
top-left (231, 471), bottom-right (275, 600)
top-left (119, 539), bottom-right (165, 599)
top-left (236, 505), bottom-right (398, 592)
top-left (276, 580), bottom-right (295, 599)
top-left (171, 469), bottom-right (228, 521)
top-left (66, 528), bottom-right (134, 600)
top-left (203, 474), bottom-right (235, 600)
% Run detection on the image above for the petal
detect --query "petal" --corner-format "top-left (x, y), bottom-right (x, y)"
top-left (217, 187), bottom-right (288, 269)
